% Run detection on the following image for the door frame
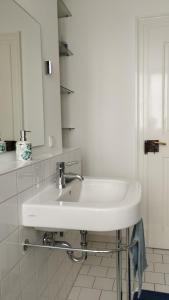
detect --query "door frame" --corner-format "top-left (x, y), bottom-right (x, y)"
top-left (137, 15), bottom-right (169, 246)
top-left (137, 16), bottom-right (149, 242)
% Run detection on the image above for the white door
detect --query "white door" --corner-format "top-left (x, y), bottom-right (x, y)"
top-left (0, 32), bottom-right (22, 140)
top-left (139, 16), bottom-right (169, 249)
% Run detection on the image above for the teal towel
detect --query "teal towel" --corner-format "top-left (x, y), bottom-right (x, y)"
top-left (130, 219), bottom-right (148, 298)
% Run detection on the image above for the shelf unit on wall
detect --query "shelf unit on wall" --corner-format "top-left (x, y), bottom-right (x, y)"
top-left (59, 42), bottom-right (73, 56)
top-left (62, 128), bottom-right (75, 130)
top-left (58, 0), bottom-right (72, 18)
top-left (60, 85), bottom-right (74, 95)
top-left (58, 0), bottom-right (75, 147)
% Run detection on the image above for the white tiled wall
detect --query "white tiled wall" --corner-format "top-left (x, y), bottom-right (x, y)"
top-left (0, 148), bottom-right (82, 300)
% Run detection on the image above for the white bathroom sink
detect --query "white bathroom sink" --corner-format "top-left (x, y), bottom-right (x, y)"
top-left (21, 177), bottom-right (141, 231)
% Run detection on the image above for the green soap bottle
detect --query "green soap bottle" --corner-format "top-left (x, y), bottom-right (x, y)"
top-left (16, 130), bottom-right (32, 161)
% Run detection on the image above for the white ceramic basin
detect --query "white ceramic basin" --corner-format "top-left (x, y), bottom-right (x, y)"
top-left (21, 177), bottom-right (141, 231)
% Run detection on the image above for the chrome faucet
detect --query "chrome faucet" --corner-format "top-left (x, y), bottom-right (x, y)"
top-left (56, 161), bottom-right (84, 189)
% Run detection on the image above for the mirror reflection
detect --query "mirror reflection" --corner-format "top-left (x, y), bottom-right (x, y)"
top-left (0, 0), bottom-right (44, 147)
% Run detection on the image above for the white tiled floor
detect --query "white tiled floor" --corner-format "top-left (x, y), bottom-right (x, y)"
top-left (67, 242), bottom-right (169, 300)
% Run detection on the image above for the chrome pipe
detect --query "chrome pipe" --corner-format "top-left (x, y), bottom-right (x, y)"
top-left (116, 230), bottom-right (123, 300)
top-left (65, 173), bottom-right (84, 182)
top-left (67, 230), bottom-right (87, 263)
top-left (23, 239), bottom-right (137, 253)
top-left (23, 239), bottom-right (115, 253)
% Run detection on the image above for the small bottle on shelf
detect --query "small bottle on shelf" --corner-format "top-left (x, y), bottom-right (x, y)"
top-left (16, 130), bottom-right (32, 161)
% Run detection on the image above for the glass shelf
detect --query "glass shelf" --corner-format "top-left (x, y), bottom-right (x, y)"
top-left (59, 42), bottom-right (73, 56)
top-left (58, 0), bottom-right (72, 18)
top-left (62, 128), bottom-right (75, 130)
top-left (61, 85), bottom-right (74, 95)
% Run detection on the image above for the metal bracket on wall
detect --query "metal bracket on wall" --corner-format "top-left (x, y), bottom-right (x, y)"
top-left (45, 60), bottom-right (52, 75)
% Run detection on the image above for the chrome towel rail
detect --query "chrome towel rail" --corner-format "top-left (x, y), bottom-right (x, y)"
top-left (23, 238), bottom-right (136, 254)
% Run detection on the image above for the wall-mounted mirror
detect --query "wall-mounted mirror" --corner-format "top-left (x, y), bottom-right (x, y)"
top-left (0, 0), bottom-right (44, 147)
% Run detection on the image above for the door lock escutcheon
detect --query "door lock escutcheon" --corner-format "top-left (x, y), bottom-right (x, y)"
top-left (144, 140), bottom-right (167, 154)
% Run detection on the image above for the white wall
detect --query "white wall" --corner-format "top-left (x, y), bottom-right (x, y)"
top-left (61, 0), bottom-right (169, 178)
top-left (15, 0), bottom-right (62, 153)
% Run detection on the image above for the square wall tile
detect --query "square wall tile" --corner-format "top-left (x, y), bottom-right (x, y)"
top-left (49, 258), bottom-right (74, 297)
top-left (36, 260), bottom-right (48, 296)
top-left (34, 246), bottom-right (51, 271)
top-left (0, 229), bottom-right (21, 280)
top-left (1, 263), bottom-right (21, 300)
top-left (33, 162), bottom-right (45, 185)
top-left (57, 264), bottom-right (81, 300)
top-left (47, 251), bottom-right (65, 282)
top-left (0, 196), bottom-right (18, 242)
top-left (17, 187), bottom-right (34, 227)
top-left (44, 156), bottom-right (64, 179)
top-left (50, 155), bottom-right (63, 177)
top-left (21, 274), bottom-right (37, 300)
top-left (17, 166), bottom-right (34, 193)
top-left (0, 172), bottom-right (17, 203)
top-left (20, 250), bottom-right (36, 290)
top-left (64, 149), bottom-right (81, 164)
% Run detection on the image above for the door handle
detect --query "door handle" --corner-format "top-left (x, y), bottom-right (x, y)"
top-left (152, 141), bottom-right (167, 146)
top-left (144, 140), bottom-right (167, 154)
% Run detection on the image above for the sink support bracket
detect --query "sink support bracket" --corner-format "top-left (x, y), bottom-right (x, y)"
top-left (126, 228), bottom-right (132, 300)
top-left (116, 230), bottom-right (123, 300)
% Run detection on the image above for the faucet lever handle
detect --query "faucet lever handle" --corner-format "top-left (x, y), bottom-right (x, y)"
top-left (56, 161), bottom-right (65, 169)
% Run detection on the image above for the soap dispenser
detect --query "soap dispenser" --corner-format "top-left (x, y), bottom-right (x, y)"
top-left (16, 130), bottom-right (32, 161)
